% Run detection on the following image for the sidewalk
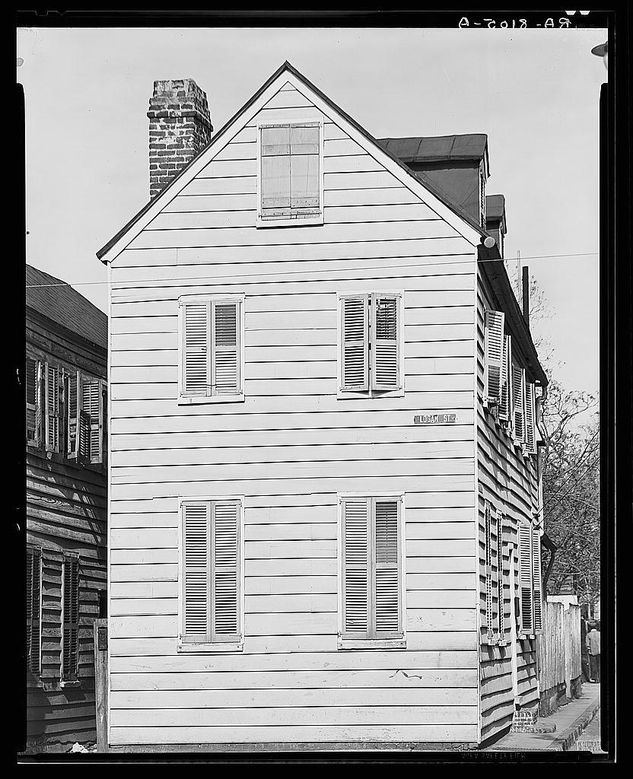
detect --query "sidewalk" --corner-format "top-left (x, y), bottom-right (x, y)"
top-left (482, 683), bottom-right (601, 752)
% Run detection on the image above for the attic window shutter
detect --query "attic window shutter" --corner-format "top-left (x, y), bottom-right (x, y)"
top-left (532, 528), bottom-right (543, 632)
top-left (26, 548), bottom-right (41, 674)
top-left (512, 364), bottom-right (526, 443)
top-left (211, 501), bottom-right (240, 641)
top-left (44, 363), bottom-right (60, 452)
top-left (341, 296), bottom-right (369, 391)
top-left (260, 123), bottom-right (321, 218)
top-left (182, 302), bottom-right (210, 396)
top-left (183, 502), bottom-right (210, 640)
top-left (519, 524), bottom-right (533, 634)
top-left (371, 294), bottom-right (400, 391)
top-left (212, 302), bottom-right (240, 396)
top-left (61, 556), bottom-right (79, 681)
top-left (484, 310), bottom-right (505, 405)
top-left (342, 499), bottom-right (370, 636)
top-left (82, 378), bottom-right (103, 463)
top-left (499, 335), bottom-right (511, 422)
top-left (525, 382), bottom-right (537, 454)
top-left (374, 499), bottom-right (401, 636)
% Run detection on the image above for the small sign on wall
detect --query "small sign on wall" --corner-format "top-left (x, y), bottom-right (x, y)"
top-left (414, 413), bottom-right (457, 425)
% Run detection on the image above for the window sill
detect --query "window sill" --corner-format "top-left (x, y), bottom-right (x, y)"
top-left (337, 388), bottom-right (405, 401)
top-left (256, 213), bottom-right (323, 229)
top-left (60, 679), bottom-right (81, 689)
top-left (178, 640), bottom-right (244, 654)
top-left (338, 637), bottom-right (406, 650)
top-left (178, 393), bottom-right (245, 406)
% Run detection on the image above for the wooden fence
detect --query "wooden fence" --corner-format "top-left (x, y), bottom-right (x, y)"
top-left (537, 599), bottom-right (582, 716)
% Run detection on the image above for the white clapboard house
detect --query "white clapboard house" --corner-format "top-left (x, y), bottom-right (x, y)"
top-left (97, 62), bottom-right (548, 750)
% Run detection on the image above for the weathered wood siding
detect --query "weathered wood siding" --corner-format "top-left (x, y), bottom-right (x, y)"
top-left (108, 82), bottom-right (481, 746)
top-left (26, 312), bottom-right (107, 749)
top-left (475, 268), bottom-right (540, 743)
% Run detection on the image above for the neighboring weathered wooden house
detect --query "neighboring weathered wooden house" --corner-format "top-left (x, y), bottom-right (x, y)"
top-left (97, 62), bottom-right (547, 750)
top-left (25, 264), bottom-right (108, 750)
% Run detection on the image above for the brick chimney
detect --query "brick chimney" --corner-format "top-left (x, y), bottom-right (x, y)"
top-left (147, 79), bottom-right (213, 199)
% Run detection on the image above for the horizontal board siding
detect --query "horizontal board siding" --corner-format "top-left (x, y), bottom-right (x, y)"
top-left (108, 81), bottom-right (480, 746)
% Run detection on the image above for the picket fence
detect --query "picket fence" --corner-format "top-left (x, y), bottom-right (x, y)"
top-left (537, 599), bottom-right (582, 714)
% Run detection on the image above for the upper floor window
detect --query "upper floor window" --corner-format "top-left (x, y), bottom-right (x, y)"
top-left (26, 356), bottom-right (105, 466)
top-left (338, 293), bottom-right (403, 397)
top-left (178, 295), bottom-right (244, 404)
top-left (257, 122), bottom-right (323, 226)
top-left (483, 310), bottom-right (537, 456)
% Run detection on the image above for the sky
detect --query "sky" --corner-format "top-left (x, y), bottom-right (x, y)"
top-left (17, 25), bottom-right (606, 398)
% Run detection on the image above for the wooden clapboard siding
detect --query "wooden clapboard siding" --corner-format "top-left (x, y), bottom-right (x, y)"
top-left (107, 79), bottom-right (482, 747)
top-left (475, 263), bottom-right (541, 743)
top-left (25, 309), bottom-right (107, 751)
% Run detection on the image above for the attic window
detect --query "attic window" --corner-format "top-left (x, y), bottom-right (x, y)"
top-left (258, 122), bottom-right (323, 226)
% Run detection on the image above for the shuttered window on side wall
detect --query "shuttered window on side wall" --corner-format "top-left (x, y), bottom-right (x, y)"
top-left (61, 555), bottom-right (80, 682)
top-left (341, 296), bottom-right (369, 391)
top-left (497, 513), bottom-right (506, 642)
top-left (525, 381), bottom-right (537, 455)
top-left (181, 299), bottom-right (242, 400)
top-left (341, 496), bottom-right (403, 641)
top-left (484, 310), bottom-right (505, 406)
top-left (44, 363), bottom-right (60, 452)
top-left (26, 547), bottom-right (41, 675)
top-left (519, 524), bottom-right (534, 635)
top-left (181, 499), bottom-right (242, 646)
top-left (26, 357), bottom-right (40, 445)
top-left (371, 294), bottom-right (400, 391)
top-left (82, 378), bottom-right (104, 464)
top-left (484, 503), bottom-right (493, 642)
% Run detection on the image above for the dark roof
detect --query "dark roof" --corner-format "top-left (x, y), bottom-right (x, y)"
top-left (98, 61), bottom-right (485, 260)
top-left (26, 264), bottom-right (108, 351)
top-left (486, 194), bottom-right (506, 223)
top-left (376, 134), bottom-right (488, 164)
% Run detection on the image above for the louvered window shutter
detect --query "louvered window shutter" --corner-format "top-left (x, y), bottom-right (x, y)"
top-left (512, 364), bottom-right (526, 443)
top-left (341, 296), bottom-right (369, 391)
top-left (371, 294), bottom-right (400, 391)
top-left (525, 382), bottom-right (537, 454)
top-left (212, 302), bottom-right (240, 396)
top-left (484, 310), bottom-right (505, 405)
top-left (44, 363), bottom-right (60, 452)
top-left (182, 302), bottom-right (211, 396)
top-left (519, 524), bottom-right (533, 634)
top-left (342, 499), bottom-right (370, 636)
top-left (484, 503), bottom-right (494, 641)
top-left (26, 548), bottom-right (41, 674)
top-left (66, 371), bottom-right (80, 459)
top-left (497, 513), bottom-right (505, 641)
top-left (374, 499), bottom-right (401, 636)
top-left (183, 502), bottom-right (210, 640)
top-left (82, 378), bottom-right (103, 464)
top-left (499, 335), bottom-right (511, 421)
top-left (211, 501), bottom-right (241, 641)
top-left (532, 528), bottom-right (543, 632)
top-left (26, 357), bottom-right (38, 444)
top-left (62, 556), bottom-right (79, 681)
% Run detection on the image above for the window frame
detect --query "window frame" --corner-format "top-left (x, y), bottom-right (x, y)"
top-left (256, 119), bottom-right (324, 228)
top-left (337, 491), bottom-right (406, 650)
top-left (177, 495), bottom-right (245, 654)
top-left (177, 294), bottom-right (245, 405)
top-left (336, 291), bottom-right (405, 400)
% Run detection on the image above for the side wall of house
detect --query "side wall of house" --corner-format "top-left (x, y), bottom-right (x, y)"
top-left (26, 313), bottom-right (107, 749)
top-left (107, 82), bottom-right (482, 746)
top-left (475, 269), bottom-right (540, 743)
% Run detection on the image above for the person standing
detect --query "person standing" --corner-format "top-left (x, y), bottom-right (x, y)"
top-left (586, 622), bottom-right (601, 682)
